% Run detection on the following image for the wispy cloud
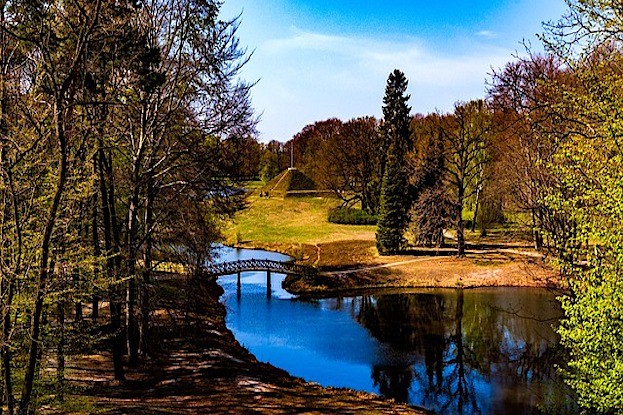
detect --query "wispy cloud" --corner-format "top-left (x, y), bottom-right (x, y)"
top-left (263, 27), bottom-right (360, 53)
top-left (476, 30), bottom-right (499, 39)
top-left (248, 29), bottom-right (514, 140)
top-left (261, 28), bottom-right (509, 88)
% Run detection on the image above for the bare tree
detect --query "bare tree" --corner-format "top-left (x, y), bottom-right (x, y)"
top-left (316, 117), bottom-right (384, 214)
top-left (488, 54), bottom-right (577, 252)
top-left (439, 100), bottom-right (492, 257)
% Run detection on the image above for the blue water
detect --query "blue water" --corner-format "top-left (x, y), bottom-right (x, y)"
top-left (215, 246), bottom-right (576, 415)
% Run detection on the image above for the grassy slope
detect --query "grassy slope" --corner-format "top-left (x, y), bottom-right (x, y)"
top-left (227, 194), bottom-right (374, 245)
top-left (261, 168), bottom-right (317, 197)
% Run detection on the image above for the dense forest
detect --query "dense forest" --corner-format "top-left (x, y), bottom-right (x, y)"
top-left (0, 0), bottom-right (622, 414)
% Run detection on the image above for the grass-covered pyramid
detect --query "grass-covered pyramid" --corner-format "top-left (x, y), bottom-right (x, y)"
top-left (262, 168), bottom-right (321, 198)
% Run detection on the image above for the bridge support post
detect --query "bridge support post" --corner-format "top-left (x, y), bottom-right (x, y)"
top-left (266, 270), bottom-right (272, 299)
top-left (237, 272), bottom-right (241, 299)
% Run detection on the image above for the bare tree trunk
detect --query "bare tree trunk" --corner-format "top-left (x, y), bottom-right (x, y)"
top-left (1, 167), bottom-right (19, 415)
top-left (97, 140), bottom-right (125, 382)
top-left (471, 185), bottom-right (481, 233)
top-left (456, 187), bottom-right (466, 257)
top-left (74, 269), bottom-right (83, 322)
top-left (126, 265), bottom-right (139, 364)
top-left (125, 187), bottom-right (140, 364)
top-left (0, 7), bottom-right (15, 410)
top-left (126, 98), bottom-right (149, 364)
top-left (0, 122), bottom-right (16, 415)
top-left (1, 279), bottom-right (14, 415)
top-left (139, 183), bottom-right (154, 356)
top-left (91, 159), bottom-right (100, 322)
top-left (56, 297), bottom-right (65, 403)
top-left (531, 208), bottom-right (543, 250)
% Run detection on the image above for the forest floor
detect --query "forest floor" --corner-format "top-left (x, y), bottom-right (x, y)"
top-left (62, 277), bottom-right (426, 415)
top-left (227, 193), bottom-right (563, 294)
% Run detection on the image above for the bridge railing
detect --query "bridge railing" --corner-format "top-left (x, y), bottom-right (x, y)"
top-left (205, 259), bottom-right (317, 278)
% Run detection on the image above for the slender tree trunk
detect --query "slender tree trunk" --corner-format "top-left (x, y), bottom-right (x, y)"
top-left (19, 101), bottom-right (68, 415)
top-left (126, 266), bottom-right (138, 363)
top-left (91, 163), bottom-right (100, 322)
top-left (456, 187), bottom-right (466, 257)
top-left (139, 184), bottom-right (154, 356)
top-left (0, 17), bottom-right (5, 414)
top-left (74, 270), bottom-right (83, 322)
top-left (0, 144), bottom-right (16, 415)
top-left (531, 208), bottom-right (543, 250)
top-left (97, 139), bottom-right (125, 382)
top-left (2, 281), bottom-right (14, 415)
top-left (56, 297), bottom-right (65, 403)
top-left (2, 165), bottom-right (19, 415)
top-left (0, 212), bottom-right (4, 415)
top-left (125, 189), bottom-right (140, 364)
top-left (126, 99), bottom-right (148, 364)
top-left (471, 185), bottom-right (481, 233)
top-left (0, 12), bottom-right (14, 411)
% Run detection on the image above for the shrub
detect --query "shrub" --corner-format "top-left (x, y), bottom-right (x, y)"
top-left (328, 207), bottom-right (377, 225)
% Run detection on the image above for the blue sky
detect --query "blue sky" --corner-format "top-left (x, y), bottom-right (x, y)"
top-left (219, 1), bottom-right (568, 142)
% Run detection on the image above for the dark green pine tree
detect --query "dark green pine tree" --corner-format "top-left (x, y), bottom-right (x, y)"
top-left (376, 69), bottom-right (412, 255)
top-left (376, 142), bottom-right (410, 254)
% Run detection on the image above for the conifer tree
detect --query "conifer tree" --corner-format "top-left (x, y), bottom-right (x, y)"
top-left (376, 142), bottom-right (410, 254)
top-left (376, 70), bottom-right (411, 255)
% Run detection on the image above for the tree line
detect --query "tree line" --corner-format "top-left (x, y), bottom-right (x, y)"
top-left (275, 76), bottom-right (503, 257)
top-left (0, 1), bottom-right (256, 413)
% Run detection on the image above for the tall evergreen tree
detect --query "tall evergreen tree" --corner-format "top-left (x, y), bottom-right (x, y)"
top-left (376, 69), bottom-right (412, 255)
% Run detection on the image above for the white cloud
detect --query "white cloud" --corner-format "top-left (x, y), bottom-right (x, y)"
top-left (245, 29), bottom-right (514, 141)
top-left (477, 30), bottom-right (498, 39)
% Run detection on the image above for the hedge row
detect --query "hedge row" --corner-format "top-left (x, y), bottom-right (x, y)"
top-left (328, 207), bottom-right (378, 225)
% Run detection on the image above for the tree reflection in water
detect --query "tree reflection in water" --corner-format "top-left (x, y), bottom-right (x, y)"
top-left (352, 289), bottom-right (576, 415)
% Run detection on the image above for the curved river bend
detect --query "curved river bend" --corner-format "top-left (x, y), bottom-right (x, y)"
top-left (216, 246), bottom-right (576, 415)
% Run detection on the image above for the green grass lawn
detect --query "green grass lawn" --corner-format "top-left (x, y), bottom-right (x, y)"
top-left (243, 180), bottom-right (264, 191)
top-left (226, 195), bottom-right (376, 246)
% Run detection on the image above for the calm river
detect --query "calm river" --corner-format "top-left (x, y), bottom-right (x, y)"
top-left (216, 246), bottom-right (576, 415)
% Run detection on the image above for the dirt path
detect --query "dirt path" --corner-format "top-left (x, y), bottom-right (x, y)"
top-left (325, 257), bottom-right (438, 275)
top-left (285, 247), bottom-right (560, 295)
top-left (68, 278), bottom-right (425, 415)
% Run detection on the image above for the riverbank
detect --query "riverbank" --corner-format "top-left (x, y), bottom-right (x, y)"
top-left (236, 238), bottom-right (561, 295)
top-left (228, 195), bottom-right (563, 294)
top-left (66, 276), bottom-right (426, 414)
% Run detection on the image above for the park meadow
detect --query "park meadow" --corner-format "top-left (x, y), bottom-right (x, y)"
top-left (0, 1), bottom-right (621, 414)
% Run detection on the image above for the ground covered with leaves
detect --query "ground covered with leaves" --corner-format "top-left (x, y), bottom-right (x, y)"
top-left (65, 277), bottom-right (425, 415)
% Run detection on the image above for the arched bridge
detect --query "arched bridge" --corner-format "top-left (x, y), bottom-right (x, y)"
top-left (206, 259), bottom-right (317, 278)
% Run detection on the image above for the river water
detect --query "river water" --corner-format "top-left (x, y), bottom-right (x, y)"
top-left (215, 246), bottom-right (576, 415)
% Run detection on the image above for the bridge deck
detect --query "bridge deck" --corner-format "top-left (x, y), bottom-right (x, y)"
top-left (206, 259), bottom-right (316, 278)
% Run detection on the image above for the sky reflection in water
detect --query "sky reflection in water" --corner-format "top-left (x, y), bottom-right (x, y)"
top-left (216, 247), bottom-right (576, 415)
